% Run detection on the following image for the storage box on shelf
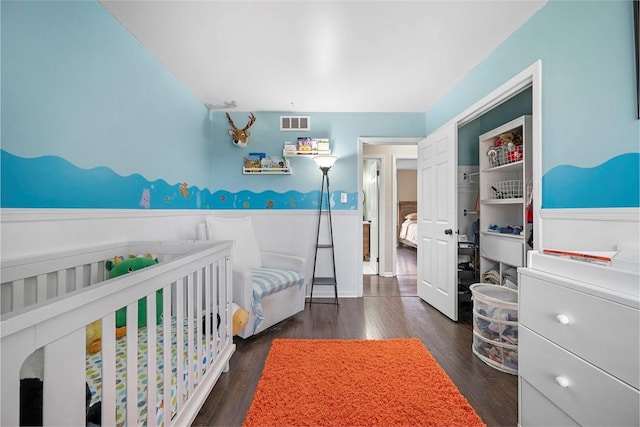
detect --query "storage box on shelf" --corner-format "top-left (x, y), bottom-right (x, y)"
top-left (470, 283), bottom-right (519, 374)
top-left (479, 115), bottom-right (532, 286)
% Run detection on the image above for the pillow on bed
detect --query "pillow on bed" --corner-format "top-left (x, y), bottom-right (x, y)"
top-left (405, 212), bottom-right (418, 221)
top-left (206, 216), bottom-right (262, 271)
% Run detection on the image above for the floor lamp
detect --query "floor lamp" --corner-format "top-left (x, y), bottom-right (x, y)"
top-left (310, 155), bottom-right (339, 305)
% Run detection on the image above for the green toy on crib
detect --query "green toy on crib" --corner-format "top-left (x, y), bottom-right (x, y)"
top-left (107, 253), bottom-right (163, 329)
top-left (86, 253), bottom-right (162, 354)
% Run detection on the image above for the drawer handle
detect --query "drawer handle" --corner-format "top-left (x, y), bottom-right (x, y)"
top-left (555, 376), bottom-right (570, 388)
top-left (556, 314), bottom-right (570, 324)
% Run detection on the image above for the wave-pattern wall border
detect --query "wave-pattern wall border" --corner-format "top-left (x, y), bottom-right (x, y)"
top-left (5, 150), bottom-right (638, 210)
top-left (0, 150), bottom-right (357, 210)
top-left (542, 152), bottom-right (639, 208)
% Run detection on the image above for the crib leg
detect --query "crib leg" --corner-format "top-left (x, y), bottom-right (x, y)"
top-left (43, 328), bottom-right (85, 426)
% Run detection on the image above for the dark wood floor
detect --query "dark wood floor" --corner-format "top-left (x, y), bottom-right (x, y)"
top-left (193, 247), bottom-right (517, 427)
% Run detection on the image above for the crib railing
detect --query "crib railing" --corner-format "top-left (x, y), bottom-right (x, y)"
top-left (1, 240), bottom-right (235, 427)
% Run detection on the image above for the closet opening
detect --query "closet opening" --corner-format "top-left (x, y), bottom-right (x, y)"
top-left (456, 85), bottom-right (533, 306)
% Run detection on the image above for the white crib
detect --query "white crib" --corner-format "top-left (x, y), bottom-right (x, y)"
top-left (1, 240), bottom-right (234, 427)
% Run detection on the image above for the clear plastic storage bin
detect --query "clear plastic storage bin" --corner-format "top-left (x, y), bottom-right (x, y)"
top-left (470, 283), bottom-right (519, 374)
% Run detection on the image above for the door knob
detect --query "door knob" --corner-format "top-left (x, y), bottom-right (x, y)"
top-left (444, 229), bottom-right (453, 235)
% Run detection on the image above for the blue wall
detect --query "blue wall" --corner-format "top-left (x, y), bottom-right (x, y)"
top-left (0, 1), bottom-right (424, 210)
top-left (2, 0), bottom-right (638, 210)
top-left (1, 0), bottom-right (213, 209)
top-left (426, 0), bottom-right (639, 208)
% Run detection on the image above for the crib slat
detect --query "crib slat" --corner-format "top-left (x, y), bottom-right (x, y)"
top-left (36, 274), bottom-right (47, 304)
top-left (212, 261), bottom-right (219, 357)
top-left (186, 273), bottom-right (195, 395)
top-left (219, 259), bottom-right (227, 343)
top-left (73, 266), bottom-right (82, 292)
top-left (175, 277), bottom-right (185, 416)
top-left (56, 269), bottom-right (67, 297)
top-left (204, 263), bottom-right (212, 365)
top-left (101, 312), bottom-right (117, 427)
top-left (223, 256), bottom-right (231, 370)
top-left (162, 283), bottom-right (172, 427)
top-left (12, 278), bottom-right (25, 311)
top-left (43, 328), bottom-right (85, 426)
top-left (147, 291), bottom-right (158, 427)
top-left (126, 301), bottom-right (139, 427)
top-left (196, 268), bottom-right (203, 380)
top-left (89, 262), bottom-right (99, 286)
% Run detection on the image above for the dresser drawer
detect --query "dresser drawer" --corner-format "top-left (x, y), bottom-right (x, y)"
top-left (520, 327), bottom-right (640, 427)
top-left (519, 378), bottom-right (579, 427)
top-left (520, 272), bottom-right (639, 389)
top-left (479, 233), bottom-right (523, 266)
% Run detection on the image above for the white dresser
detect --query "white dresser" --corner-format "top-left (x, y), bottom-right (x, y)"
top-left (518, 252), bottom-right (639, 426)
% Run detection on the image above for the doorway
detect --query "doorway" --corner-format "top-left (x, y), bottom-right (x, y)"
top-left (358, 138), bottom-right (421, 281)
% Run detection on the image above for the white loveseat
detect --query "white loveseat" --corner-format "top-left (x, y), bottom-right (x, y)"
top-left (197, 216), bottom-right (306, 339)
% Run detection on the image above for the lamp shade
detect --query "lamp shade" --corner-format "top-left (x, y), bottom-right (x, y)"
top-left (313, 155), bottom-right (338, 170)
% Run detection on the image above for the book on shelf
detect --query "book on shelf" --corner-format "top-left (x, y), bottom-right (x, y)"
top-left (542, 248), bottom-right (618, 266)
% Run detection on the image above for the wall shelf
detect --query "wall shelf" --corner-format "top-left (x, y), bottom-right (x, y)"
top-left (242, 167), bottom-right (292, 175)
top-left (243, 155), bottom-right (291, 175)
top-left (283, 149), bottom-right (331, 157)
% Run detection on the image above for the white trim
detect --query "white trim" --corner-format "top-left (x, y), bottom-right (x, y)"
top-left (0, 208), bottom-right (354, 223)
top-left (541, 208), bottom-right (640, 222)
top-left (0, 208), bottom-right (212, 223)
top-left (363, 155), bottom-right (384, 276)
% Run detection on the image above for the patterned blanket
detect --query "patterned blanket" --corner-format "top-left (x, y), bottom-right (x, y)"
top-left (86, 316), bottom-right (215, 426)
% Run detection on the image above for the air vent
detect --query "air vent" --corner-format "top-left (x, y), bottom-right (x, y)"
top-left (280, 115), bottom-right (310, 131)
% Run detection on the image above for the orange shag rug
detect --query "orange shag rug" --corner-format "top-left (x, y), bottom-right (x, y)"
top-left (243, 338), bottom-right (485, 427)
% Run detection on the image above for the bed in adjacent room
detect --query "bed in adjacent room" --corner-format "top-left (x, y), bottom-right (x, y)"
top-left (398, 201), bottom-right (418, 248)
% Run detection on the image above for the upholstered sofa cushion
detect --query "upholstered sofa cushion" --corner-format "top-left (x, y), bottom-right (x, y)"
top-left (250, 267), bottom-right (304, 332)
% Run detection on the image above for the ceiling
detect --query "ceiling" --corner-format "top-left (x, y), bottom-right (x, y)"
top-left (100, 0), bottom-right (546, 113)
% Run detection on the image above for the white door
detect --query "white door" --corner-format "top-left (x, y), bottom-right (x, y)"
top-left (417, 123), bottom-right (458, 321)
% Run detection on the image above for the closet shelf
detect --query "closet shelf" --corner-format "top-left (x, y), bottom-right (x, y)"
top-left (480, 231), bottom-right (525, 240)
top-left (481, 198), bottom-right (524, 204)
top-left (482, 160), bottom-right (523, 174)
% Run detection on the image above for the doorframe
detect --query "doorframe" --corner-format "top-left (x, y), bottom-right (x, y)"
top-left (447, 60), bottom-right (543, 251)
top-left (392, 154), bottom-right (417, 276)
top-left (362, 155), bottom-right (383, 276)
top-left (358, 137), bottom-right (422, 278)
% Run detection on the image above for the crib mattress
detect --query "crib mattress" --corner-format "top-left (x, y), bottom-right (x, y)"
top-left (86, 316), bottom-right (215, 427)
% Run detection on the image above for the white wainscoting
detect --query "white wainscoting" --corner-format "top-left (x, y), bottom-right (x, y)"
top-left (0, 209), bottom-right (363, 298)
top-left (540, 208), bottom-right (639, 252)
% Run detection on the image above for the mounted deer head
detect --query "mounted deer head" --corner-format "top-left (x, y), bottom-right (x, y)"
top-left (225, 112), bottom-right (256, 148)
